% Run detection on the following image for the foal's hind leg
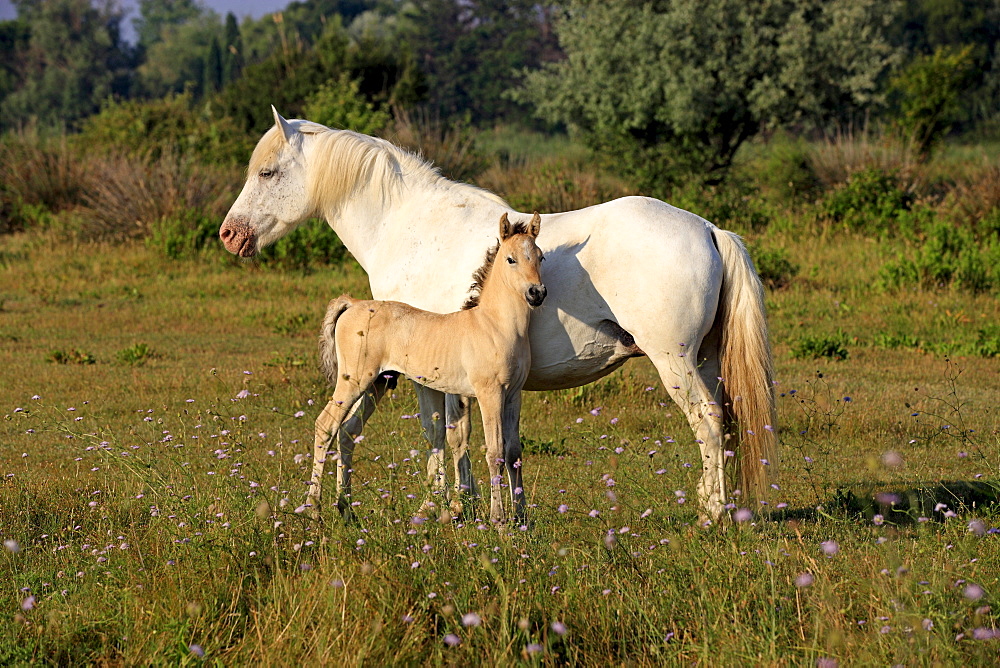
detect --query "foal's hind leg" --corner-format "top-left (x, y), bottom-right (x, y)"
top-left (307, 377), bottom-right (388, 520)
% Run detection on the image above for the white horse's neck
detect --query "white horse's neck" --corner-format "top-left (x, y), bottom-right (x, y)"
top-left (304, 130), bottom-right (508, 276)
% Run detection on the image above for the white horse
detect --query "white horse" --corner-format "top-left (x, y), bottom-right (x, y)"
top-left (220, 108), bottom-right (777, 524)
top-left (311, 213), bottom-right (545, 524)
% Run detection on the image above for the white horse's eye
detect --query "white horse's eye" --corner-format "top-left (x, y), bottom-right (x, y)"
top-left (259, 169), bottom-right (275, 179)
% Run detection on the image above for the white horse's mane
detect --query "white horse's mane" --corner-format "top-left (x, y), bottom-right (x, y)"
top-left (250, 122), bottom-right (508, 213)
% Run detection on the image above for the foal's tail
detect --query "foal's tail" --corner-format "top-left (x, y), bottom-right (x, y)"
top-left (318, 295), bottom-right (354, 386)
top-left (712, 229), bottom-right (778, 502)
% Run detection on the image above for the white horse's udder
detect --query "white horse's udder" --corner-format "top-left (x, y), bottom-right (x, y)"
top-left (524, 319), bottom-right (644, 391)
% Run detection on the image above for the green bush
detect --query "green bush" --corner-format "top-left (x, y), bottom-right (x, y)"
top-left (116, 343), bottom-right (156, 366)
top-left (149, 209), bottom-right (224, 260)
top-left (303, 73), bottom-right (391, 135)
top-left (878, 222), bottom-right (999, 294)
top-left (750, 245), bottom-right (799, 290)
top-left (77, 94), bottom-right (252, 166)
top-left (790, 332), bottom-right (849, 361)
top-left (258, 220), bottom-right (348, 271)
top-left (819, 167), bottom-right (914, 235)
top-left (670, 179), bottom-right (771, 233)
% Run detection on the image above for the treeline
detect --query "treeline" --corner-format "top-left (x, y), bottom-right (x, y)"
top-left (2, 0), bottom-right (1000, 299)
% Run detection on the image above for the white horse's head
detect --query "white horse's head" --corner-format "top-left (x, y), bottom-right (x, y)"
top-left (220, 107), bottom-right (318, 257)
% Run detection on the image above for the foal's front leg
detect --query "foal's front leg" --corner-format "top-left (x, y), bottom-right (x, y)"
top-left (476, 387), bottom-right (507, 524)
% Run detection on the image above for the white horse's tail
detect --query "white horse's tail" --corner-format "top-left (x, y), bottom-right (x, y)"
top-left (712, 229), bottom-right (778, 501)
top-left (318, 295), bottom-right (354, 386)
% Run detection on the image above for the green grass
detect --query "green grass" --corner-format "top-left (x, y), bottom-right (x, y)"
top-left (1, 224), bottom-right (998, 664)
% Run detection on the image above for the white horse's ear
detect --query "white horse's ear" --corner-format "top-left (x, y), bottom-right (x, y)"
top-left (272, 105), bottom-right (295, 144)
top-left (499, 212), bottom-right (513, 240)
top-left (528, 211), bottom-right (541, 238)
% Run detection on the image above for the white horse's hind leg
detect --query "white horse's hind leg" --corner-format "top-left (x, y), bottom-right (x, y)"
top-left (445, 394), bottom-right (480, 515)
top-left (647, 349), bottom-right (728, 526)
top-left (501, 391), bottom-right (526, 521)
top-left (414, 385), bottom-right (448, 515)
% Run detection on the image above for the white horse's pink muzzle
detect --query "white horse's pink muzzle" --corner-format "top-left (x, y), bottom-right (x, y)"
top-left (219, 219), bottom-right (257, 257)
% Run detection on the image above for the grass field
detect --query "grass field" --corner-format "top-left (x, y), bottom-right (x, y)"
top-left (1, 211), bottom-right (999, 664)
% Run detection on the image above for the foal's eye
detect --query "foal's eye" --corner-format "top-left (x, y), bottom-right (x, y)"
top-left (507, 256), bottom-right (516, 264)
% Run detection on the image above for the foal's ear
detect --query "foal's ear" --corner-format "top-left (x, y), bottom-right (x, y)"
top-left (272, 105), bottom-right (296, 144)
top-left (499, 212), bottom-right (513, 240)
top-left (528, 211), bottom-right (541, 238)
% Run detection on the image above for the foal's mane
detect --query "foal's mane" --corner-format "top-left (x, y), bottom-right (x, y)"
top-left (462, 221), bottom-right (530, 310)
top-left (250, 121), bottom-right (509, 211)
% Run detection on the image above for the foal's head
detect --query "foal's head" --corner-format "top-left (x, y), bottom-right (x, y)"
top-left (464, 212), bottom-right (546, 310)
top-left (495, 212), bottom-right (546, 308)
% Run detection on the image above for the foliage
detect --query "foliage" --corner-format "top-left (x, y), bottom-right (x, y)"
top-left (750, 245), bottom-right (800, 290)
top-left (116, 342), bottom-right (156, 366)
top-left (790, 332), bottom-right (850, 361)
top-left (878, 222), bottom-right (1000, 293)
top-left (257, 220), bottom-right (349, 271)
top-left (0, 134), bottom-right (88, 234)
top-left (888, 45), bottom-right (978, 158)
top-left (303, 73), bottom-right (391, 135)
top-left (398, 0), bottom-right (559, 124)
top-left (819, 167), bottom-right (916, 234)
top-left (384, 108), bottom-right (489, 183)
top-left (77, 93), bottom-right (252, 165)
top-left (517, 0), bottom-right (903, 191)
top-left (1, 0), bottom-right (134, 132)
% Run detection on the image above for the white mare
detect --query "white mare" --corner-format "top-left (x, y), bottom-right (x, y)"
top-left (220, 108), bottom-right (777, 524)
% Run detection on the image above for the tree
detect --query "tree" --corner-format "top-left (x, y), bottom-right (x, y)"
top-left (135, 4), bottom-right (222, 99)
top-left (400, 0), bottom-right (559, 124)
top-left (889, 46), bottom-right (977, 157)
top-left (2, 0), bottom-right (133, 131)
top-left (516, 0), bottom-right (903, 189)
top-left (222, 12), bottom-right (243, 85)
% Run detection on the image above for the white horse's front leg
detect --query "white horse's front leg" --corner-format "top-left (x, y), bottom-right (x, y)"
top-left (502, 390), bottom-right (526, 521)
top-left (414, 385), bottom-right (447, 514)
top-left (445, 394), bottom-right (479, 515)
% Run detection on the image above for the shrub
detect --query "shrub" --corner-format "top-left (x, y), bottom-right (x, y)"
top-left (76, 94), bottom-right (252, 166)
top-left (0, 134), bottom-right (88, 233)
top-left (747, 133), bottom-right (821, 205)
top-left (303, 73), bottom-right (391, 136)
top-left (149, 210), bottom-right (226, 260)
top-left (878, 223), bottom-right (999, 294)
top-left (819, 167), bottom-right (915, 235)
top-left (808, 126), bottom-right (921, 191)
top-left (46, 349), bottom-right (96, 365)
top-left (750, 245), bottom-right (799, 290)
top-left (790, 332), bottom-right (849, 361)
top-left (77, 152), bottom-right (235, 242)
top-left (116, 343), bottom-right (156, 366)
top-left (670, 179), bottom-right (772, 233)
top-left (382, 108), bottom-right (488, 183)
top-left (257, 220), bottom-right (348, 271)
top-left (476, 157), bottom-right (635, 213)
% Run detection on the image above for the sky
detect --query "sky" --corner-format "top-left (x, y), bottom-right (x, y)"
top-left (0, 1), bottom-right (293, 36)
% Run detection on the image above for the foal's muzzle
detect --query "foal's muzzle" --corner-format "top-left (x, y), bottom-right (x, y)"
top-left (526, 284), bottom-right (547, 308)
